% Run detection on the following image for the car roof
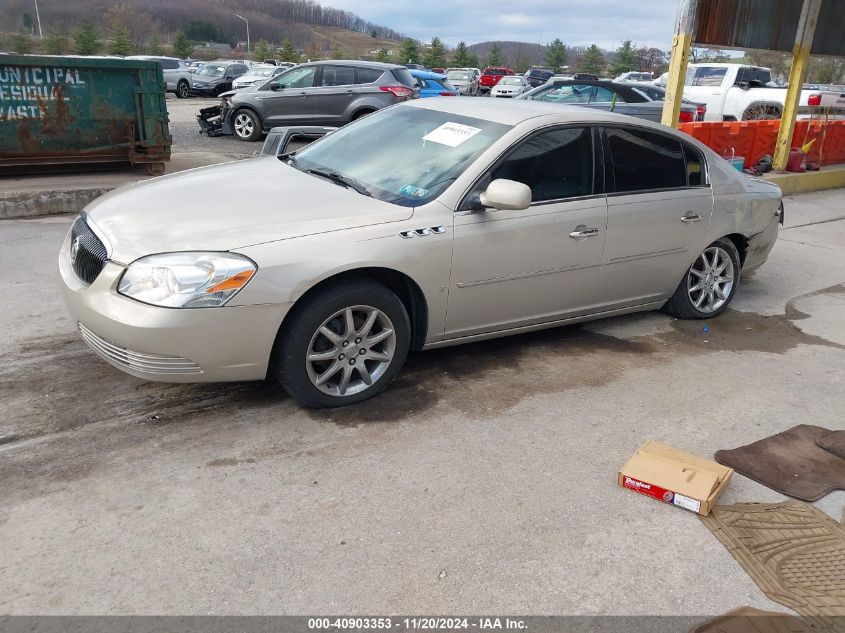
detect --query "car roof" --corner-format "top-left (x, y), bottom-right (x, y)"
top-left (299, 59), bottom-right (403, 70)
top-left (403, 96), bottom-right (650, 126)
top-left (410, 69), bottom-right (446, 79)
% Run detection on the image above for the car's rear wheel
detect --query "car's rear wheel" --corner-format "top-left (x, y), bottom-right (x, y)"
top-left (663, 238), bottom-right (741, 319)
top-left (176, 79), bottom-right (190, 98)
top-left (274, 280), bottom-right (411, 408)
top-left (232, 109), bottom-right (262, 142)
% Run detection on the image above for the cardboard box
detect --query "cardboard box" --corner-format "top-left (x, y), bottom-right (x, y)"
top-left (618, 441), bottom-right (733, 516)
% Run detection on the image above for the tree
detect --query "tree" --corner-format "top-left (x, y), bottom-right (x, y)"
top-left (23, 13), bottom-right (35, 34)
top-left (545, 38), bottom-right (568, 72)
top-left (108, 22), bottom-right (132, 56)
top-left (486, 43), bottom-right (503, 67)
top-left (370, 30), bottom-right (378, 38)
top-left (579, 44), bottom-right (606, 75)
top-left (252, 39), bottom-right (271, 62)
top-left (279, 39), bottom-right (298, 62)
top-left (12, 30), bottom-right (33, 54)
top-left (609, 40), bottom-right (637, 76)
top-left (148, 33), bottom-right (164, 56)
top-left (467, 52), bottom-right (480, 69)
top-left (424, 37), bottom-right (447, 69)
top-left (73, 21), bottom-right (99, 55)
top-left (451, 41), bottom-right (472, 67)
top-left (512, 50), bottom-right (531, 73)
top-left (44, 27), bottom-right (70, 55)
top-left (331, 44), bottom-right (344, 59)
top-left (399, 38), bottom-right (419, 64)
top-left (172, 31), bottom-right (194, 59)
top-left (374, 48), bottom-right (389, 62)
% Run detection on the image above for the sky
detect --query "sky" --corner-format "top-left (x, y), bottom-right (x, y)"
top-left (322, 0), bottom-right (682, 49)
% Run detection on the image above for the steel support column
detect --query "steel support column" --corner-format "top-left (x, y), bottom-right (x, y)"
top-left (661, 0), bottom-right (697, 127)
top-left (773, 0), bottom-right (822, 171)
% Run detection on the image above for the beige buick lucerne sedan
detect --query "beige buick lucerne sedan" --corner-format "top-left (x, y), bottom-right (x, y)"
top-left (60, 99), bottom-right (782, 408)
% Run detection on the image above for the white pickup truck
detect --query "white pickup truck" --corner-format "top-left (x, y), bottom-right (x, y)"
top-left (679, 63), bottom-right (838, 122)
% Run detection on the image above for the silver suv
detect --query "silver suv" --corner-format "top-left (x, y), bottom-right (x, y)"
top-left (222, 60), bottom-right (418, 142)
top-left (127, 55), bottom-right (193, 98)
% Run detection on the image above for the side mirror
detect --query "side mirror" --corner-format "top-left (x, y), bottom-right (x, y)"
top-left (479, 179), bottom-right (531, 211)
top-left (271, 82), bottom-right (285, 91)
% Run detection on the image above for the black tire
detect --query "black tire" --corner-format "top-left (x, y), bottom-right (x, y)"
top-left (663, 237), bottom-right (741, 319)
top-left (232, 109), bottom-right (262, 142)
top-left (176, 79), bottom-right (190, 99)
top-left (274, 280), bottom-right (411, 408)
top-left (352, 109), bottom-right (375, 121)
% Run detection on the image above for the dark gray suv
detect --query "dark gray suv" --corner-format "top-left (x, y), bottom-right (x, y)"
top-left (222, 60), bottom-right (419, 142)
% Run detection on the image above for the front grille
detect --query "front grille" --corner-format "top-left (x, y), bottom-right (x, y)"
top-left (70, 215), bottom-right (108, 285)
top-left (78, 323), bottom-right (203, 375)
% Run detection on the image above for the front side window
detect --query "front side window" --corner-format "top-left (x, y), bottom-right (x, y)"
top-left (488, 127), bottom-right (594, 202)
top-left (321, 65), bottom-right (356, 87)
top-left (606, 127), bottom-right (687, 193)
top-left (529, 83), bottom-right (592, 104)
top-left (291, 107), bottom-right (509, 207)
top-left (275, 66), bottom-right (317, 89)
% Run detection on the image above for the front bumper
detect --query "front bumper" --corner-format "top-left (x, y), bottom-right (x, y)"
top-left (59, 232), bottom-right (290, 383)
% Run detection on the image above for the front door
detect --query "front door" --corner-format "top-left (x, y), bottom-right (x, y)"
top-left (601, 126), bottom-right (713, 306)
top-left (446, 126), bottom-right (609, 339)
top-left (257, 65), bottom-right (317, 127)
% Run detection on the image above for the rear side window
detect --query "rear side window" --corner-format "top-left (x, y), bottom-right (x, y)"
top-left (391, 68), bottom-right (416, 87)
top-left (356, 67), bottom-right (384, 84)
top-left (158, 58), bottom-right (180, 70)
top-left (683, 143), bottom-right (707, 186)
top-left (607, 127), bottom-right (687, 192)
top-left (687, 66), bottom-right (727, 87)
top-left (321, 65), bottom-right (355, 86)
top-left (592, 86), bottom-right (625, 104)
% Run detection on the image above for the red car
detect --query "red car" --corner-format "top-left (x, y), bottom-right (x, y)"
top-left (479, 67), bottom-right (514, 94)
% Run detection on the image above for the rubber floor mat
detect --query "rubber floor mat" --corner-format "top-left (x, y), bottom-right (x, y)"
top-left (819, 431), bottom-right (845, 460)
top-left (690, 607), bottom-right (815, 633)
top-left (701, 501), bottom-right (845, 631)
top-left (714, 425), bottom-right (845, 501)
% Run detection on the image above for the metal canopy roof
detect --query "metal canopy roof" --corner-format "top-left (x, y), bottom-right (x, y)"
top-left (693, 0), bottom-right (845, 56)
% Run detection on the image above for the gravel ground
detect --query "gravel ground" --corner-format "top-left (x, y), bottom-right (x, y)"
top-left (166, 94), bottom-right (261, 158)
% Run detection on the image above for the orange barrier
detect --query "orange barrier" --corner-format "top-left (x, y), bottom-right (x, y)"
top-left (679, 119), bottom-right (845, 168)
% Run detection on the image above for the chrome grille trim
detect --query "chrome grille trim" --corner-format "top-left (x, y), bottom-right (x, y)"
top-left (78, 323), bottom-right (203, 375)
top-left (70, 215), bottom-right (108, 285)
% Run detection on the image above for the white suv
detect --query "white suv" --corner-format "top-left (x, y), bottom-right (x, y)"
top-left (128, 56), bottom-right (193, 98)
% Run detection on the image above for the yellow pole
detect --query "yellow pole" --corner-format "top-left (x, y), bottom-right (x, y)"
top-left (661, 0), bottom-right (697, 128)
top-left (773, 0), bottom-right (822, 171)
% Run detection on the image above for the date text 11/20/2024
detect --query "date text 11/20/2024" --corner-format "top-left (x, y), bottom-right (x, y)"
top-left (307, 618), bottom-right (528, 630)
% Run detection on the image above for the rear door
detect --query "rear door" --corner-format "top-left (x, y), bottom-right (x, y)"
top-left (257, 65), bottom-right (318, 126)
top-left (312, 65), bottom-right (359, 124)
top-left (601, 126), bottom-right (713, 306)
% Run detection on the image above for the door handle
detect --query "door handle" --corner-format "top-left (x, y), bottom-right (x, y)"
top-left (569, 228), bottom-right (600, 239)
top-left (299, 92), bottom-right (308, 97)
top-left (681, 214), bottom-right (703, 224)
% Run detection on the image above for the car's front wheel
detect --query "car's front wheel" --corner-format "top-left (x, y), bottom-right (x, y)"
top-left (663, 238), bottom-right (741, 319)
top-left (232, 109), bottom-right (262, 142)
top-left (274, 280), bottom-right (411, 408)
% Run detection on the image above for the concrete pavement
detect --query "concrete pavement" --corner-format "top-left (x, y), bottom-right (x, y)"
top-left (0, 191), bottom-right (843, 615)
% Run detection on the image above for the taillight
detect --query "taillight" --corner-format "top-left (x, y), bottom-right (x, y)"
top-left (696, 104), bottom-right (706, 120)
top-left (439, 92), bottom-right (457, 96)
top-left (808, 94), bottom-right (822, 106)
top-left (380, 85), bottom-right (413, 98)
top-left (679, 111), bottom-right (694, 123)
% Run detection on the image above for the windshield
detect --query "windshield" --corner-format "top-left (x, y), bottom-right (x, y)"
top-left (448, 71), bottom-right (469, 81)
top-left (499, 77), bottom-right (522, 86)
top-left (243, 67), bottom-right (276, 79)
top-left (197, 65), bottom-right (226, 77)
top-left (291, 107), bottom-right (510, 207)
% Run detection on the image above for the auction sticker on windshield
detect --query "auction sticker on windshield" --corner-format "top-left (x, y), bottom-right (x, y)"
top-left (423, 122), bottom-right (482, 147)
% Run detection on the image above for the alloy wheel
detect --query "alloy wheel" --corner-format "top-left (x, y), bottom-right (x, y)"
top-left (178, 81), bottom-right (189, 98)
top-left (233, 113), bottom-right (254, 139)
top-left (305, 305), bottom-right (396, 397)
top-left (687, 246), bottom-right (735, 314)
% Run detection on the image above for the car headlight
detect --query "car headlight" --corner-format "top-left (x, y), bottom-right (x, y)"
top-left (118, 252), bottom-right (256, 308)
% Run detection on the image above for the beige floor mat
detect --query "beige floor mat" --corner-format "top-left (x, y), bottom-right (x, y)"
top-left (819, 431), bottom-right (845, 460)
top-left (690, 607), bottom-right (815, 633)
top-left (701, 501), bottom-right (845, 631)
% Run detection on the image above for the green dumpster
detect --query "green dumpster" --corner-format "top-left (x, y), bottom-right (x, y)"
top-left (0, 55), bottom-right (171, 174)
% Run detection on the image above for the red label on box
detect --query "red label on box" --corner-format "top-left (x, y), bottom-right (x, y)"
top-left (622, 475), bottom-right (675, 505)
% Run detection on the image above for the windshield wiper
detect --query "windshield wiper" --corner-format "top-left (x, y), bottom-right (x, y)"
top-left (305, 168), bottom-right (372, 198)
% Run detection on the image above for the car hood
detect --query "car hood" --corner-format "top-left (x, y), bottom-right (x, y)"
top-left (84, 158), bottom-right (413, 264)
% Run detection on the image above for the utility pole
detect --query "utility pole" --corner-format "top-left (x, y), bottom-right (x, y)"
top-left (33, 0), bottom-right (44, 38)
top-left (234, 14), bottom-right (250, 55)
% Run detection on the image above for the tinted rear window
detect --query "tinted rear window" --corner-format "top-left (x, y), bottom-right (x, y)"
top-left (391, 68), bottom-right (416, 87)
top-left (484, 69), bottom-right (506, 76)
top-left (607, 127), bottom-right (687, 192)
top-left (357, 67), bottom-right (384, 84)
